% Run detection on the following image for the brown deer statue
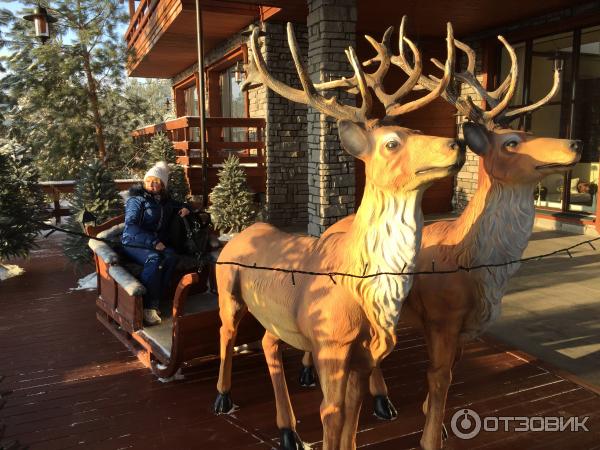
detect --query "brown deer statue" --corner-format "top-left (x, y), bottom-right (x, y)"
top-left (304, 22), bottom-right (582, 450)
top-left (213, 21), bottom-right (466, 450)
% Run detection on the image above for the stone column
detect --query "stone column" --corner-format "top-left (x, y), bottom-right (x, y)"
top-left (262, 22), bottom-right (309, 225)
top-left (454, 40), bottom-right (485, 211)
top-left (306, 0), bottom-right (357, 236)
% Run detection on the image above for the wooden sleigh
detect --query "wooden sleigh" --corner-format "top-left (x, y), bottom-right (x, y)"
top-left (86, 215), bottom-right (264, 379)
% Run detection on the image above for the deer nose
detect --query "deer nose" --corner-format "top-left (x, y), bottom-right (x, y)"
top-left (570, 140), bottom-right (583, 154)
top-left (449, 139), bottom-right (466, 153)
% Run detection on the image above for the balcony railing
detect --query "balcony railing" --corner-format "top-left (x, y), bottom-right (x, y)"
top-left (131, 116), bottom-right (266, 196)
top-left (39, 179), bottom-right (141, 224)
top-left (125, 0), bottom-right (159, 50)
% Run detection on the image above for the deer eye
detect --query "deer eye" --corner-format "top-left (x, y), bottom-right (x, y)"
top-left (504, 140), bottom-right (519, 149)
top-left (385, 140), bottom-right (400, 150)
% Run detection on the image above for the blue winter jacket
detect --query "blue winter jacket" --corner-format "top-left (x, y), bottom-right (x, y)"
top-left (121, 185), bottom-right (185, 249)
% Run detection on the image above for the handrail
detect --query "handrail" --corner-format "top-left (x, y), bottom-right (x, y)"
top-left (131, 116), bottom-right (266, 137)
top-left (130, 116), bottom-right (267, 196)
top-left (39, 179), bottom-right (141, 224)
top-left (131, 116), bottom-right (266, 164)
top-left (125, 0), bottom-right (160, 46)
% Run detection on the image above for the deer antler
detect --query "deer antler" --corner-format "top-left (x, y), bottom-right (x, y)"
top-left (245, 23), bottom-right (372, 123)
top-left (359, 16), bottom-right (454, 118)
top-left (244, 20), bottom-right (452, 124)
top-left (426, 36), bottom-right (561, 128)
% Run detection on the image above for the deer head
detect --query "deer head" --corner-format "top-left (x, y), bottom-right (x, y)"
top-left (242, 21), bottom-right (466, 195)
top-left (389, 23), bottom-right (581, 185)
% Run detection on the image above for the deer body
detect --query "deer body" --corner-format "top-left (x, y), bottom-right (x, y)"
top-left (213, 19), bottom-right (466, 450)
top-left (424, 175), bottom-right (535, 339)
top-left (218, 183), bottom-right (423, 364)
top-left (296, 28), bottom-right (583, 449)
top-left (318, 130), bottom-right (581, 449)
top-left (215, 126), bottom-right (463, 450)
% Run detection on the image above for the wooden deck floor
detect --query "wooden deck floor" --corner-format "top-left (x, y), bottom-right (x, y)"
top-left (1, 236), bottom-right (599, 450)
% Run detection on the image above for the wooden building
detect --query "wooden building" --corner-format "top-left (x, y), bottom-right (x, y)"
top-left (126, 0), bottom-right (600, 235)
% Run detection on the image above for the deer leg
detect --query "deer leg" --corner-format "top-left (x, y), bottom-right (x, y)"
top-left (340, 369), bottom-right (368, 450)
top-left (370, 365), bottom-right (397, 421)
top-left (262, 331), bottom-right (303, 450)
top-left (214, 291), bottom-right (246, 414)
top-left (315, 345), bottom-right (351, 450)
top-left (299, 351), bottom-right (317, 387)
top-left (420, 325), bottom-right (459, 450)
top-left (421, 343), bottom-right (464, 439)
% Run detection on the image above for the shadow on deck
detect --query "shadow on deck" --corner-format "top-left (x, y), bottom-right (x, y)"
top-left (0, 236), bottom-right (599, 449)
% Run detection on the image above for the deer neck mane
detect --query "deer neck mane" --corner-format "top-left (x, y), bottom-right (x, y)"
top-left (451, 170), bottom-right (536, 338)
top-left (342, 181), bottom-right (424, 359)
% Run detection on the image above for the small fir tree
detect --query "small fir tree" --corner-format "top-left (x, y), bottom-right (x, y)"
top-left (62, 159), bottom-right (122, 268)
top-left (145, 132), bottom-right (190, 203)
top-left (207, 155), bottom-right (256, 234)
top-left (0, 139), bottom-right (46, 263)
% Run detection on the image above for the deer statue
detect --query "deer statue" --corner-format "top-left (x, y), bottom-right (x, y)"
top-left (303, 20), bottom-right (582, 450)
top-left (213, 20), bottom-right (467, 450)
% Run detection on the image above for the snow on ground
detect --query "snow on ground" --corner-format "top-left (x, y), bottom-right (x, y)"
top-left (0, 264), bottom-right (25, 281)
top-left (70, 272), bottom-right (97, 291)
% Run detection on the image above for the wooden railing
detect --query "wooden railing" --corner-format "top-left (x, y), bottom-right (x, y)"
top-left (124, 0), bottom-right (159, 49)
top-left (39, 180), bottom-right (141, 224)
top-left (131, 116), bottom-right (266, 196)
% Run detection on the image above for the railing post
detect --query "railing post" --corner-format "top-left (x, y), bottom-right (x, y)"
top-left (195, 2), bottom-right (208, 208)
top-left (53, 188), bottom-right (61, 224)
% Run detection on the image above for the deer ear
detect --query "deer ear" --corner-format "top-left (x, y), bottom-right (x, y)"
top-left (462, 122), bottom-right (490, 155)
top-left (338, 120), bottom-right (370, 159)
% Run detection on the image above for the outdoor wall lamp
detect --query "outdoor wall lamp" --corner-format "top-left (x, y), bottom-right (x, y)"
top-left (23, 6), bottom-right (57, 44)
top-left (233, 60), bottom-right (245, 84)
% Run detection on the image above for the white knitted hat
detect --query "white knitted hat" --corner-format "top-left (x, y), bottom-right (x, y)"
top-left (144, 161), bottom-right (169, 188)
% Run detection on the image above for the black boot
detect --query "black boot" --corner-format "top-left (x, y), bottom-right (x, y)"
top-left (373, 395), bottom-right (398, 421)
top-left (298, 366), bottom-right (316, 388)
top-left (279, 428), bottom-right (303, 450)
top-left (213, 391), bottom-right (234, 414)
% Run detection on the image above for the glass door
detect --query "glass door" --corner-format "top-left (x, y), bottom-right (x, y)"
top-left (183, 83), bottom-right (200, 141)
top-left (220, 64), bottom-right (246, 143)
top-left (529, 32), bottom-right (573, 211)
top-left (568, 26), bottom-right (600, 215)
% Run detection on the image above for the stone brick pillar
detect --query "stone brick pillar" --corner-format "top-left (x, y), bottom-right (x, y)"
top-left (454, 40), bottom-right (485, 211)
top-left (306, 0), bottom-right (357, 236)
top-left (262, 22), bottom-right (309, 225)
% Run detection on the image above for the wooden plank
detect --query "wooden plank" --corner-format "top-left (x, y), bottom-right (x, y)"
top-left (3, 236), bottom-right (600, 450)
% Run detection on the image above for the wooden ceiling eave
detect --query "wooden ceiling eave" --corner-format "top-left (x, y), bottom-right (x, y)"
top-left (127, 0), bottom-right (272, 78)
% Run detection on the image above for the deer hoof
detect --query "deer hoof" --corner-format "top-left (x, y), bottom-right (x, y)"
top-left (373, 395), bottom-right (398, 421)
top-left (442, 423), bottom-right (449, 440)
top-left (279, 428), bottom-right (303, 450)
top-left (213, 391), bottom-right (234, 415)
top-left (299, 366), bottom-right (316, 387)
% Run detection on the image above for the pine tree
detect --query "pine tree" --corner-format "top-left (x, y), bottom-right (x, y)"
top-left (0, 1), bottom-right (171, 180)
top-left (0, 139), bottom-right (46, 263)
top-left (62, 159), bottom-right (122, 268)
top-left (207, 155), bottom-right (256, 234)
top-left (145, 133), bottom-right (190, 203)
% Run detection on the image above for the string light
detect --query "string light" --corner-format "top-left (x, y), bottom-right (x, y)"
top-left (37, 220), bottom-right (600, 284)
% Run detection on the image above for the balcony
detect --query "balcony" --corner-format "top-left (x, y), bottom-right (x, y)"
top-left (124, 0), bottom-right (305, 78)
top-left (131, 116), bottom-right (266, 197)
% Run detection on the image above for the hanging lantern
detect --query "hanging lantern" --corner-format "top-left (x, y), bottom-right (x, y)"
top-left (233, 60), bottom-right (245, 84)
top-left (23, 6), bottom-right (58, 44)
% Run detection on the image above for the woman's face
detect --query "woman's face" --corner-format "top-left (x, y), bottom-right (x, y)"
top-left (144, 176), bottom-right (163, 194)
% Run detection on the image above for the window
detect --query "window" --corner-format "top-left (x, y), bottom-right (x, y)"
top-left (500, 27), bottom-right (599, 216)
top-left (220, 64), bottom-right (246, 142)
top-left (183, 84), bottom-right (198, 116)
